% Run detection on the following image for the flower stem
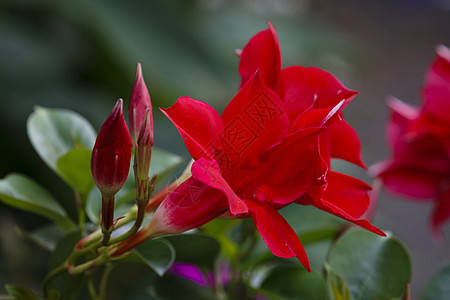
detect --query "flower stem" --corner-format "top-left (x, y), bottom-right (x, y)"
top-left (108, 203), bottom-right (145, 245)
top-left (99, 263), bottom-right (114, 299)
top-left (68, 252), bottom-right (109, 275)
top-left (87, 269), bottom-right (99, 300)
top-left (42, 263), bottom-right (66, 298)
top-left (101, 195), bottom-right (115, 245)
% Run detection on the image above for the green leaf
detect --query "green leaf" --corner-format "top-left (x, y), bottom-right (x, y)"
top-left (327, 230), bottom-right (411, 300)
top-left (16, 223), bottom-right (65, 252)
top-left (165, 233), bottom-right (220, 269)
top-left (49, 230), bottom-right (82, 270)
top-left (4, 285), bottom-right (38, 300)
top-left (56, 148), bottom-right (94, 197)
top-left (421, 261), bottom-right (450, 300)
top-left (27, 106), bottom-right (96, 174)
top-left (149, 148), bottom-right (184, 181)
top-left (134, 238), bottom-right (175, 276)
top-left (260, 266), bottom-right (327, 300)
top-left (150, 273), bottom-right (218, 300)
top-left (47, 231), bottom-right (84, 300)
top-left (324, 262), bottom-right (351, 300)
top-left (202, 218), bottom-right (240, 259)
top-left (299, 227), bottom-right (341, 245)
top-left (0, 174), bottom-right (75, 232)
top-left (280, 205), bottom-right (344, 241)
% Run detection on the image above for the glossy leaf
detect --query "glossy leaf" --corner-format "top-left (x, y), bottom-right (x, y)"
top-left (280, 205), bottom-right (344, 245)
top-left (0, 173), bottom-right (75, 232)
top-left (27, 106), bottom-right (96, 172)
top-left (260, 265), bottom-right (327, 300)
top-left (202, 218), bottom-right (240, 259)
top-left (327, 230), bottom-right (411, 300)
top-left (47, 231), bottom-right (84, 300)
top-left (421, 262), bottom-right (450, 300)
top-left (164, 233), bottom-right (220, 269)
top-left (324, 262), bottom-right (351, 300)
top-left (149, 147), bottom-right (184, 183)
top-left (5, 285), bottom-right (38, 300)
top-left (49, 230), bottom-right (82, 270)
top-left (134, 238), bottom-right (175, 276)
top-left (56, 148), bottom-right (93, 196)
top-left (150, 273), bottom-right (217, 300)
top-left (16, 223), bottom-right (65, 252)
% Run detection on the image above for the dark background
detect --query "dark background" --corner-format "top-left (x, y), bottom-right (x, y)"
top-left (1, 0), bottom-right (449, 298)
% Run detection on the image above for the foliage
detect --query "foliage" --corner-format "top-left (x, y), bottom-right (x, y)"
top-left (0, 106), bottom-right (416, 300)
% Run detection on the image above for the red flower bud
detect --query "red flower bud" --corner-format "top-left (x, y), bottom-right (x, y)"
top-left (91, 99), bottom-right (133, 198)
top-left (129, 63), bottom-right (153, 145)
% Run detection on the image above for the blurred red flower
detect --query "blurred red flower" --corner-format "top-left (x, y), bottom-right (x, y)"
top-left (371, 45), bottom-right (450, 239)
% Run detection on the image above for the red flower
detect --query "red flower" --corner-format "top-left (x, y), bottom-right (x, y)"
top-left (114, 22), bottom-right (383, 268)
top-left (371, 45), bottom-right (450, 239)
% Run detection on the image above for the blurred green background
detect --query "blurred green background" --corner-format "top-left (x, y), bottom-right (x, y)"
top-left (1, 0), bottom-right (449, 298)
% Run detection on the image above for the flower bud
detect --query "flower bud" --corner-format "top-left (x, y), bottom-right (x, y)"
top-left (135, 109), bottom-right (153, 184)
top-left (129, 63), bottom-right (153, 145)
top-left (91, 99), bottom-right (133, 198)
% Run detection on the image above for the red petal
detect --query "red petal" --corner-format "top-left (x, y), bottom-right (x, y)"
top-left (290, 109), bottom-right (365, 169)
top-left (422, 45), bottom-right (450, 124)
top-left (161, 97), bottom-right (224, 160)
top-left (314, 199), bottom-right (385, 236)
top-left (322, 171), bottom-right (371, 219)
top-left (289, 107), bottom-right (342, 134)
top-left (329, 120), bottom-right (366, 169)
top-left (371, 160), bottom-right (441, 199)
top-left (276, 66), bottom-right (358, 124)
top-left (246, 199), bottom-right (311, 271)
top-left (220, 72), bottom-right (289, 171)
top-left (238, 21), bottom-right (281, 90)
top-left (191, 158), bottom-right (248, 216)
top-left (249, 128), bottom-right (328, 205)
top-left (149, 177), bottom-right (229, 235)
top-left (385, 97), bottom-right (418, 152)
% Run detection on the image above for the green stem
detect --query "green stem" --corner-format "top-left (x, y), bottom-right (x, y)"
top-left (87, 269), bottom-right (99, 300)
top-left (99, 264), bottom-right (114, 299)
top-left (41, 201), bottom-right (145, 299)
top-left (74, 190), bottom-right (86, 231)
top-left (68, 253), bottom-right (108, 275)
top-left (108, 202), bottom-right (146, 245)
top-left (42, 263), bottom-right (66, 298)
top-left (101, 229), bottom-right (112, 246)
top-left (79, 205), bottom-right (139, 250)
top-left (101, 195), bottom-right (115, 245)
